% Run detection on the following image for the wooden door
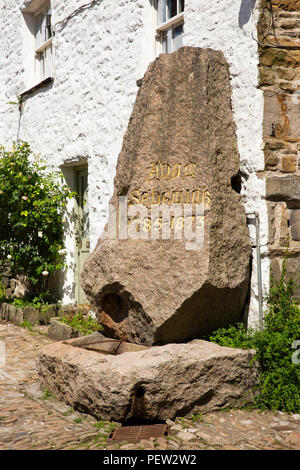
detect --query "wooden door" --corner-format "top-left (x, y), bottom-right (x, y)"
top-left (75, 167), bottom-right (90, 304)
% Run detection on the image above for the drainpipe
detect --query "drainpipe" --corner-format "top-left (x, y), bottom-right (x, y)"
top-left (246, 211), bottom-right (264, 330)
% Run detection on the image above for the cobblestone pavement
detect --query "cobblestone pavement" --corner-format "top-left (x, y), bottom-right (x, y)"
top-left (0, 321), bottom-right (299, 450)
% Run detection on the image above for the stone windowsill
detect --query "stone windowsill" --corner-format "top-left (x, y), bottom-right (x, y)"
top-left (20, 76), bottom-right (54, 100)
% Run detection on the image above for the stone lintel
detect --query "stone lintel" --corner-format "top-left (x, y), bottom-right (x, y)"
top-left (266, 176), bottom-right (300, 200)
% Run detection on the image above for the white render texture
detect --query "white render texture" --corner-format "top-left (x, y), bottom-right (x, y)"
top-left (0, 0), bottom-right (156, 304)
top-left (0, 0), bottom-right (267, 325)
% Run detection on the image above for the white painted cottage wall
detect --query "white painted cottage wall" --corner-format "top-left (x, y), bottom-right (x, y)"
top-left (0, 0), bottom-right (267, 325)
top-left (0, 0), bottom-right (156, 304)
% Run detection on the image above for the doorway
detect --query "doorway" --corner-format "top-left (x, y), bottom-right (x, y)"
top-left (74, 166), bottom-right (90, 304)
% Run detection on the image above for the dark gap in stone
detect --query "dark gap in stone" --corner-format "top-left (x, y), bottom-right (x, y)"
top-left (231, 172), bottom-right (242, 194)
top-left (124, 417), bottom-right (166, 426)
top-left (100, 293), bottom-right (128, 323)
top-left (135, 386), bottom-right (145, 398)
top-left (119, 186), bottom-right (129, 196)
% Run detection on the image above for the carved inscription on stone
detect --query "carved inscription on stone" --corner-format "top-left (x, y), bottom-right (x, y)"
top-left (127, 161), bottom-right (210, 235)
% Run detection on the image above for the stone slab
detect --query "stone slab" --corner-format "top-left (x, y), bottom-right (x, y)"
top-left (23, 305), bottom-right (57, 325)
top-left (37, 339), bottom-right (259, 423)
top-left (0, 303), bottom-right (23, 323)
top-left (47, 317), bottom-right (83, 341)
top-left (290, 209), bottom-right (300, 241)
top-left (266, 176), bottom-right (300, 201)
top-left (0, 302), bottom-right (57, 325)
top-left (67, 332), bottom-right (148, 354)
top-left (81, 47), bottom-right (251, 346)
top-left (263, 91), bottom-right (300, 141)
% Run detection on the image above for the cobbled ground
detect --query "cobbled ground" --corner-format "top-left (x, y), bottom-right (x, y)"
top-left (0, 321), bottom-right (299, 450)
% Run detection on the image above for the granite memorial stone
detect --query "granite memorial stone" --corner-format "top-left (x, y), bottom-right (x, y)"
top-left (81, 47), bottom-right (251, 346)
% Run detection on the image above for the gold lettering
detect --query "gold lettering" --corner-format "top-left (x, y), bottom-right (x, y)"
top-left (202, 189), bottom-right (211, 206)
top-left (170, 164), bottom-right (181, 180)
top-left (153, 217), bottom-right (162, 230)
top-left (145, 162), bottom-right (159, 182)
top-left (172, 190), bottom-right (183, 204)
top-left (176, 216), bottom-right (184, 229)
top-left (183, 162), bottom-right (196, 179)
top-left (192, 188), bottom-right (200, 204)
top-left (159, 162), bottom-right (171, 180)
top-left (186, 215), bottom-right (195, 228)
top-left (162, 191), bottom-right (171, 205)
top-left (183, 189), bottom-right (192, 204)
top-left (128, 189), bottom-right (140, 206)
top-left (143, 217), bottom-right (151, 232)
top-left (197, 216), bottom-right (205, 229)
top-left (141, 191), bottom-right (149, 206)
top-left (151, 189), bottom-right (160, 206)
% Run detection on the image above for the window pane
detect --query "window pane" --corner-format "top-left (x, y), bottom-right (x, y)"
top-left (37, 51), bottom-right (45, 81)
top-left (44, 44), bottom-right (52, 78)
top-left (162, 31), bottom-right (168, 53)
top-left (173, 23), bottom-right (183, 51)
top-left (178, 0), bottom-right (184, 13)
top-left (168, 0), bottom-right (177, 19)
top-left (167, 28), bottom-right (172, 53)
top-left (35, 13), bottom-right (42, 47)
top-left (162, 0), bottom-right (167, 22)
top-left (46, 10), bottom-right (52, 40)
top-left (41, 11), bottom-right (46, 43)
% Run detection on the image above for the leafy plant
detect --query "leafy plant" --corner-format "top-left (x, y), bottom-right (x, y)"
top-left (7, 93), bottom-right (23, 112)
top-left (11, 298), bottom-right (31, 308)
top-left (60, 311), bottom-right (103, 336)
top-left (93, 421), bottom-right (117, 433)
top-left (0, 275), bottom-right (5, 298)
top-left (0, 141), bottom-right (75, 301)
top-left (42, 388), bottom-right (56, 400)
top-left (74, 417), bottom-right (83, 424)
top-left (209, 254), bottom-right (300, 413)
top-left (63, 408), bottom-right (74, 416)
top-left (19, 319), bottom-right (33, 331)
top-left (191, 412), bottom-right (204, 423)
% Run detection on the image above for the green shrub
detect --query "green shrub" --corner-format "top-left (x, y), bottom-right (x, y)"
top-left (19, 319), bottom-right (33, 331)
top-left (209, 256), bottom-right (300, 413)
top-left (60, 312), bottom-right (103, 336)
top-left (0, 141), bottom-right (74, 300)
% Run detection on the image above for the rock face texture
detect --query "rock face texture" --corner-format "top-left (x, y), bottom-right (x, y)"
top-left (81, 47), bottom-right (251, 346)
top-left (37, 340), bottom-right (259, 423)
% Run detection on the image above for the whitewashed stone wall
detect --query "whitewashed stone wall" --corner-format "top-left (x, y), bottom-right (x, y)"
top-left (0, 0), bottom-right (267, 326)
top-left (0, 0), bottom-right (157, 304)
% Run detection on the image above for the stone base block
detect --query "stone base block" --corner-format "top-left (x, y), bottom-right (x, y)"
top-left (37, 339), bottom-right (259, 422)
top-left (0, 302), bottom-right (58, 325)
top-left (47, 317), bottom-right (84, 341)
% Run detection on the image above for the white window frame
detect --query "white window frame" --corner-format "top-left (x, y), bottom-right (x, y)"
top-left (21, 0), bottom-right (54, 90)
top-left (34, 2), bottom-right (53, 82)
top-left (156, 0), bottom-right (184, 54)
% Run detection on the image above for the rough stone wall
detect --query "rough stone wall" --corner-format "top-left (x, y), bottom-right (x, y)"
top-left (0, 267), bottom-right (29, 299)
top-left (258, 0), bottom-right (300, 300)
top-left (0, 269), bottom-right (15, 299)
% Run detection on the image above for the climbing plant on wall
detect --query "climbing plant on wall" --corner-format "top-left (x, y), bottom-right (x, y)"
top-left (0, 141), bottom-right (74, 300)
